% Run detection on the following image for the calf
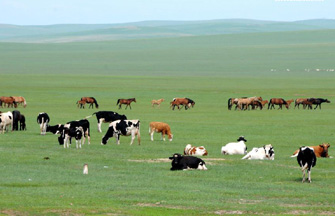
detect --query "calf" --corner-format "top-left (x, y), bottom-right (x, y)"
top-left (291, 143), bottom-right (330, 158)
top-left (87, 111), bottom-right (127, 133)
top-left (149, 121), bottom-right (173, 141)
top-left (61, 119), bottom-right (90, 145)
top-left (101, 119), bottom-right (140, 145)
top-left (184, 144), bottom-right (208, 156)
top-left (297, 146), bottom-right (317, 183)
top-left (58, 126), bottom-right (85, 149)
top-left (221, 136), bottom-right (247, 155)
top-left (37, 112), bottom-right (50, 135)
top-left (0, 111), bottom-right (13, 133)
top-left (169, 153), bottom-right (207, 171)
top-left (242, 144), bottom-right (275, 160)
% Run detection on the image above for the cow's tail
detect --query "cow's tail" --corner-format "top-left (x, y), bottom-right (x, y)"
top-left (291, 153), bottom-right (299, 158)
top-left (228, 98), bottom-right (232, 110)
top-left (85, 112), bottom-right (97, 119)
top-left (116, 99), bottom-right (120, 105)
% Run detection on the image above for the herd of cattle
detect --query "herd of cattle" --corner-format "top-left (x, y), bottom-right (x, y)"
top-left (228, 97), bottom-right (330, 110)
top-left (0, 95), bottom-right (332, 183)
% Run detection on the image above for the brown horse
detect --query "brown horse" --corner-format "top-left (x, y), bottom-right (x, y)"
top-left (170, 98), bottom-right (195, 110)
top-left (81, 97), bottom-right (99, 109)
top-left (0, 96), bottom-right (17, 108)
top-left (294, 98), bottom-right (308, 109)
top-left (76, 100), bottom-right (86, 109)
top-left (117, 98), bottom-right (136, 109)
top-left (268, 98), bottom-right (288, 110)
top-left (151, 98), bottom-right (165, 108)
top-left (286, 99), bottom-right (294, 109)
top-left (234, 97), bottom-right (262, 110)
top-left (12, 96), bottom-right (27, 108)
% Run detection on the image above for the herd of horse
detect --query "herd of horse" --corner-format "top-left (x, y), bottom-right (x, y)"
top-left (228, 97), bottom-right (330, 110)
top-left (0, 96), bottom-right (27, 108)
top-left (75, 97), bottom-right (195, 110)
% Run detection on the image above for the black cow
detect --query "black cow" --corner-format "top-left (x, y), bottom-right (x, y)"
top-left (101, 119), bottom-right (140, 145)
top-left (169, 153), bottom-right (207, 171)
top-left (19, 114), bottom-right (26, 131)
top-left (12, 110), bottom-right (21, 131)
top-left (58, 126), bottom-right (84, 149)
top-left (87, 111), bottom-right (127, 133)
top-left (37, 112), bottom-right (50, 135)
top-left (308, 98), bottom-right (330, 110)
top-left (297, 147), bottom-right (317, 183)
top-left (46, 124), bottom-right (64, 134)
top-left (58, 119), bottom-right (90, 146)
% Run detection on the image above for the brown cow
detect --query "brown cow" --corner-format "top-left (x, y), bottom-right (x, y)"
top-left (149, 121), bottom-right (173, 141)
top-left (291, 143), bottom-right (330, 158)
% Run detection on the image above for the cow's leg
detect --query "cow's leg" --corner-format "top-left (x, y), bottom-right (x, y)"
top-left (308, 169), bottom-right (312, 183)
top-left (98, 119), bottom-right (103, 133)
top-left (150, 130), bottom-right (154, 141)
top-left (162, 131), bottom-right (166, 141)
top-left (130, 130), bottom-right (136, 145)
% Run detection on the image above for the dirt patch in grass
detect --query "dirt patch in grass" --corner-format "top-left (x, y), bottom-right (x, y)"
top-left (128, 158), bottom-right (225, 165)
top-left (214, 210), bottom-right (244, 215)
top-left (136, 202), bottom-right (190, 210)
top-left (0, 210), bottom-right (27, 216)
top-left (43, 209), bottom-right (84, 216)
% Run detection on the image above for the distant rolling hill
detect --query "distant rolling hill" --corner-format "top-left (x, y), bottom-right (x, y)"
top-left (1, 19), bottom-right (335, 43)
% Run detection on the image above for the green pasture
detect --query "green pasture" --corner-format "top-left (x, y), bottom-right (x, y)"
top-left (1, 30), bottom-right (335, 215)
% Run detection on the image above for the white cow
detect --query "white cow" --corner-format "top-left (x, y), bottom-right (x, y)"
top-left (184, 144), bottom-right (208, 156)
top-left (242, 144), bottom-right (275, 160)
top-left (221, 136), bottom-right (247, 155)
top-left (0, 111), bottom-right (13, 133)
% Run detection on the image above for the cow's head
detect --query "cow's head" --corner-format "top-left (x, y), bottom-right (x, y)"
top-left (169, 153), bottom-right (182, 166)
top-left (264, 144), bottom-right (275, 159)
top-left (319, 143), bottom-right (330, 156)
top-left (237, 136), bottom-right (247, 142)
top-left (168, 134), bottom-right (173, 141)
top-left (74, 127), bottom-right (84, 140)
top-left (58, 133), bottom-right (64, 145)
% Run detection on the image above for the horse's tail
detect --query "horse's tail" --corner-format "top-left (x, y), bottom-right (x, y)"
top-left (116, 99), bottom-right (120, 105)
top-left (22, 97), bottom-right (27, 108)
top-left (228, 98), bottom-right (232, 110)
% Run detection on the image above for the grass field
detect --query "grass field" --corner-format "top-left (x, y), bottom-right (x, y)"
top-left (1, 30), bottom-right (335, 215)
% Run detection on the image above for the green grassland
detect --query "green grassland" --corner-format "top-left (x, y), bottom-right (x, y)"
top-left (1, 29), bottom-right (335, 215)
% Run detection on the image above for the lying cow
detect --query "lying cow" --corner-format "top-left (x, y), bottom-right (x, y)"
top-left (87, 111), bottom-right (127, 133)
top-left (221, 136), bottom-right (247, 155)
top-left (291, 143), bottom-right (330, 158)
top-left (242, 144), bottom-right (275, 160)
top-left (297, 146), bottom-right (317, 183)
top-left (101, 119), bottom-right (140, 145)
top-left (58, 126), bottom-right (84, 149)
top-left (149, 121), bottom-right (173, 141)
top-left (169, 153), bottom-right (207, 171)
top-left (37, 112), bottom-right (50, 135)
top-left (184, 144), bottom-right (208, 156)
top-left (0, 111), bottom-right (13, 133)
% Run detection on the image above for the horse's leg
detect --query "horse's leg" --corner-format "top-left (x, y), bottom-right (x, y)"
top-left (129, 104), bottom-right (132, 110)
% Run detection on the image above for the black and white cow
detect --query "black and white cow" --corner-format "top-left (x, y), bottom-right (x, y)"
top-left (58, 119), bottom-right (90, 148)
top-left (58, 126), bottom-right (85, 149)
top-left (297, 146), bottom-right (317, 183)
top-left (12, 110), bottom-right (21, 131)
top-left (19, 114), bottom-right (26, 131)
top-left (0, 111), bottom-right (13, 133)
top-left (37, 112), bottom-right (50, 135)
top-left (169, 153), bottom-right (207, 171)
top-left (46, 124), bottom-right (64, 134)
top-left (87, 111), bottom-right (127, 133)
top-left (101, 119), bottom-right (140, 145)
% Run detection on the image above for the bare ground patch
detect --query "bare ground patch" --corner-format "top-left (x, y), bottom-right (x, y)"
top-left (128, 158), bottom-right (225, 165)
top-left (0, 210), bottom-right (27, 216)
top-left (135, 202), bottom-right (191, 210)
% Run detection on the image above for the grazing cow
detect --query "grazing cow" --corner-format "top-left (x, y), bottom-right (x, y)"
top-left (184, 144), bottom-right (208, 156)
top-left (46, 124), bottom-right (64, 134)
top-left (59, 119), bottom-right (90, 145)
top-left (149, 121), bottom-right (173, 141)
top-left (101, 119), bottom-right (140, 145)
top-left (86, 111), bottom-right (127, 133)
top-left (37, 112), bottom-right (50, 135)
top-left (19, 114), bottom-right (26, 131)
top-left (297, 147), bottom-right (317, 183)
top-left (291, 143), bottom-right (330, 158)
top-left (169, 153), bottom-right (207, 171)
top-left (12, 110), bottom-right (21, 131)
top-left (58, 126), bottom-right (85, 149)
top-left (242, 144), bottom-right (275, 160)
top-left (0, 111), bottom-right (13, 133)
top-left (221, 136), bottom-right (247, 155)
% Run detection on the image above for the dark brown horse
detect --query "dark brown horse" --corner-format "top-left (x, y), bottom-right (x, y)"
top-left (0, 96), bottom-right (17, 108)
top-left (308, 98), bottom-right (330, 109)
top-left (170, 98), bottom-right (195, 110)
top-left (268, 98), bottom-right (288, 110)
top-left (81, 97), bottom-right (99, 109)
top-left (117, 98), bottom-right (136, 109)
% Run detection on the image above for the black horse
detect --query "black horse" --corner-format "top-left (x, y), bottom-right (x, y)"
top-left (308, 98), bottom-right (330, 109)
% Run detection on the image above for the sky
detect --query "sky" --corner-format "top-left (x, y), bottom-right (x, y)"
top-left (0, 0), bottom-right (334, 25)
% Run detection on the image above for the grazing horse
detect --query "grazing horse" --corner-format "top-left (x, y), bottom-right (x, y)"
top-left (12, 96), bottom-right (27, 108)
top-left (295, 98), bottom-right (308, 109)
top-left (81, 97), bottom-right (99, 109)
top-left (234, 97), bottom-right (262, 110)
top-left (286, 99), bottom-right (294, 109)
top-left (308, 98), bottom-right (330, 109)
top-left (76, 100), bottom-right (86, 109)
top-left (151, 98), bottom-right (164, 108)
top-left (228, 97), bottom-right (247, 110)
top-left (117, 98), bottom-right (136, 109)
top-left (268, 98), bottom-right (288, 110)
top-left (170, 98), bottom-right (195, 110)
top-left (0, 96), bottom-right (17, 108)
